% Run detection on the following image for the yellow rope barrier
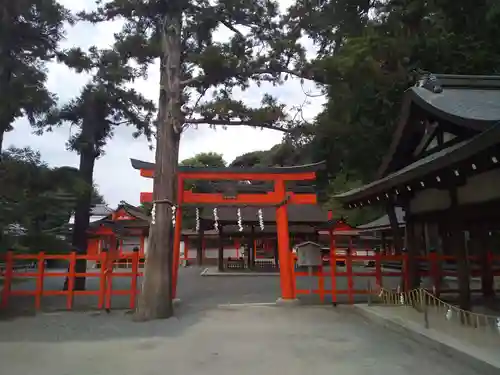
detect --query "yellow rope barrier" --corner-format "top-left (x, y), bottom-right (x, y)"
top-left (372, 285), bottom-right (500, 332)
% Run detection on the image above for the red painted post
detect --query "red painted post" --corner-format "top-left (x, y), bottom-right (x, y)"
top-left (98, 250), bottom-right (108, 309)
top-left (347, 252), bottom-right (354, 304)
top-left (66, 252), bottom-right (76, 310)
top-left (318, 264), bottom-right (325, 303)
top-left (105, 264), bottom-right (113, 310)
top-left (130, 249), bottom-right (139, 309)
top-left (35, 252), bottom-right (45, 310)
top-left (275, 179), bottom-right (294, 299)
top-left (184, 235), bottom-right (189, 261)
top-left (1, 251), bottom-right (13, 308)
top-left (290, 252), bottom-right (297, 297)
top-left (329, 229), bottom-right (337, 304)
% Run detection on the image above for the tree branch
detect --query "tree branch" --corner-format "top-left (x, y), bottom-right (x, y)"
top-left (180, 66), bottom-right (322, 88)
top-left (185, 118), bottom-right (292, 133)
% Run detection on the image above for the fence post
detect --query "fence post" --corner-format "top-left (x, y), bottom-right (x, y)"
top-left (98, 249), bottom-right (108, 309)
top-left (130, 247), bottom-right (140, 310)
top-left (421, 288), bottom-right (429, 328)
top-left (105, 256), bottom-right (113, 311)
top-left (35, 252), bottom-right (45, 310)
top-left (318, 264), bottom-right (325, 303)
top-left (66, 252), bottom-right (76, 310)
top-left (347, 253), bottom-right (354, 304)
top-left (1, 251), bottom-right (14, 308)
top-left (290, 252), bottom-right (297, 299)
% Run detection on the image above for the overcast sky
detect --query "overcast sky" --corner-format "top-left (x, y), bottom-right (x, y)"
top-left (5, 0), bottom-right (325, 207)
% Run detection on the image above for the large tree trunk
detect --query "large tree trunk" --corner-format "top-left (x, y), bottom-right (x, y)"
top-left (134, 13), bottom-right (183, 321)
top-left (0, 128), bottom-right (4, 155)
top-left (64, 146), bottom-right (96, 291)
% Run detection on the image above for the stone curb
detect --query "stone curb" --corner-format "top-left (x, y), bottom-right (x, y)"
top-left (352, 304), bottom-right (500, 375)
top-left (200, 268), bottom-right (279, 277)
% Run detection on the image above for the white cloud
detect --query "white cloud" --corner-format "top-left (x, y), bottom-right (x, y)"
top-left (4, 0), bottom-right (326, 208)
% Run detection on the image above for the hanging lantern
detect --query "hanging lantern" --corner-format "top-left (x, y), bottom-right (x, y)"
top-left (213, 207), bottom-right (219, 232)
top-left (151, 203), bottom-right (156, 225)
top-left (195, 207), bottom-right (200, 232)
top-left (257, 208), bottom-right (264, 230)
top-left (171, 205), bottom-right (176, 228)
top-left (237, 208), bottom-right (243, 232)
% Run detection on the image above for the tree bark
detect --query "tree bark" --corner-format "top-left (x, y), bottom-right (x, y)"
top-left (134, 12), bottom-right (183, 321)
top-left (0, 128), bottom-right (4, 155)
top-left (64, 144), bottom-right (96, 290)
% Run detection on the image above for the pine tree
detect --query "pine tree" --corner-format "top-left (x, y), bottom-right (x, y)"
top-left (82, 0), bottom-right (323, 320)
top-left (40, 47), bottom-right (155, 289)
top-left (0, 0), bottom-right (71, 153)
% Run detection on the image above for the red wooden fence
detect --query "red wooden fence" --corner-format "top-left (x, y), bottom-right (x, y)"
top-left (293, 251), bottom-right (500, 304)
top-left (1, 250), bottom-right (499, 311)
top-left (0, 251), bottom-right (143, 310)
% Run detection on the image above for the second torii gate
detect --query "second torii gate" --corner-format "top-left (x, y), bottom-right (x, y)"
top-left (131, 158), bottom-right (325, 301)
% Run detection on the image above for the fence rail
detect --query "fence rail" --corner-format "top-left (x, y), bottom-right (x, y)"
top-left (292, 252), bottom-right (500, 304)
top-left (0, 251), bottom-right (143, 311)
top-left (1, 250), bottom-right (500, 311)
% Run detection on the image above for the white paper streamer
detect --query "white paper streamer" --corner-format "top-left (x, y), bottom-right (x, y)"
top-left (151, 203), bottom-right (156, 225)
top-left (257, 208), bottom-right (264, 231)
top-left (213, 207), bottom-right (219, 232)
top-left (195, 207), bottom-right (200, 232)
top-left (237, 208), bottom-right (243, 232)
top-left (171, 205), bottom-right (176, 228)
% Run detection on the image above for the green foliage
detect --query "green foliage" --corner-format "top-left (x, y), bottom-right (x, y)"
top-left (179, 152), bottom-right (226, 229)
top-left (180, 152), bottom-right (226, 168)
top-left (229, 142), bottom-right (313, 167)
top-left (323, 172), bottom-right (382, 226)
top-left (0, 147), bottom-right (105, 253)
top-left (81, 0), bottom-right (315, 133)
top-left (294, 0), bottom-right (500, 199)
top-left (0, 0), bottom-right (71, 152)
top-left (42, 47), bottom-right (155, 156)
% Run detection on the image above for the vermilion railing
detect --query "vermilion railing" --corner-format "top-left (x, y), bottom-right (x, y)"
top-left (292, 251), bottom-right (500, 304)
top-left (2, 250), bottom-right (499, 310)
top-left (0, 251), bottom-right (143, 310)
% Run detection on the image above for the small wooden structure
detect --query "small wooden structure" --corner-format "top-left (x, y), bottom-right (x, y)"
top-left (86, 202), bottom-right (149, 259)
top-left (335, 74), bottom-right (500, 310)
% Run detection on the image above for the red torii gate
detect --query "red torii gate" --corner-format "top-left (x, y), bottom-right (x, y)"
top-left (130, 158), bottom-right (324, 300)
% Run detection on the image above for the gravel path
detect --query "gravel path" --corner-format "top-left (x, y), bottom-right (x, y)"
top-left (0, 305), bottom-right (490, 375)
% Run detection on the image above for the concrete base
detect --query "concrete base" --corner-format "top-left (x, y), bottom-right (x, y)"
top-left (275, 298), bottom-right (300, 306)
